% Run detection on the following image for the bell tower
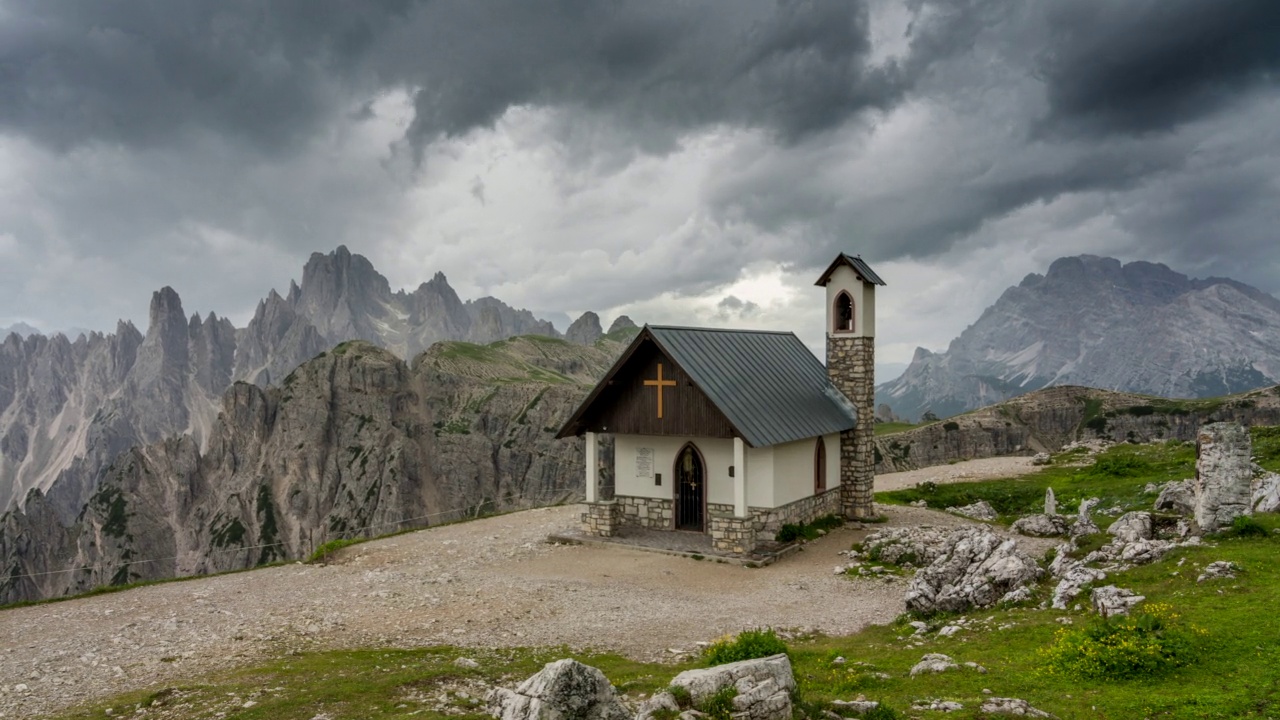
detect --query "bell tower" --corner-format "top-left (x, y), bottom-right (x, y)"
top-left (815, 254), bottom-right (885, 519)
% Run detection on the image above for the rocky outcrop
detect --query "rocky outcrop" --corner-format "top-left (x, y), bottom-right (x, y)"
top-left (670, 655), bottom-right (794, 720)
top-left (486, 659), bottom-right (631, 720)
top-left (1155, 480), bottom-right (1196, 515)
top-left (909, 653), bottom-right (957, 676)
top-left (1091, 586), bottom-right (1144, 618)
top-left (1011, 514), bottom-right (1069, 537)
top-left (872, 383), bottom-right (1280, 474)
top-left (1254, 474), bottom-right (1280, 513)
top-left (1197, 561), bottom-right (1240, 583)
top-left (565, 312), bottom-right (604, 345)
top-left (0, 335), bottom-right (631, 603)
top-left (903, 528), bottom-right (1043, 614)
top-left (1194, 422), bottom-right (1254, 532)
top-left (606, 316), bottom-right (637, 335)
top-left (878, 255), bottom-right (1280, 421)
top-left (946, 500), bottom-right (998, 521)
top-left (1106, 512), bottom-right (1153, 544)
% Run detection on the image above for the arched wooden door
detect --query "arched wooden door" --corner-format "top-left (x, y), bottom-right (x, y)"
top-left (674, 443), bottom-right (706, 531)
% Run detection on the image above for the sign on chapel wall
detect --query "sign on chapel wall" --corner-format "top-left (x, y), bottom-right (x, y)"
top-left (635, 448), bottom-right (654, 477)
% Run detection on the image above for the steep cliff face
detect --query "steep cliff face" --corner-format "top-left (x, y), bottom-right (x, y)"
top-left (878, 256), bottom-right (1280, 421)
top-left (0, 335), bottom-right (628, 603)
top-left (874, 384), bottom-right (1280, 472)
top-left (0, 248), bottom-right (572, 514)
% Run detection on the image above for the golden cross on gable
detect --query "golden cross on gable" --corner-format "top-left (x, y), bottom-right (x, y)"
top-left (643, 362), bottom-right (677, 419)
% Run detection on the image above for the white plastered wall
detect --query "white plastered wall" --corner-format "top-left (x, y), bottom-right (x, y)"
top-left (615, 434), bottom-right (775, 507)
top-left (824, 264), bottom-right (876, 338)
top-left (614, 433), bottom-right (837, 510)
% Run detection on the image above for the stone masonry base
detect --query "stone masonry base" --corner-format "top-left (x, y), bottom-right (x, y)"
top-left (582, 487), bottom-right (844, 554)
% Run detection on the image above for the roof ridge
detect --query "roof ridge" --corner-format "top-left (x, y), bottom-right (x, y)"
top-left (646, 324), bottom-right (797, 336)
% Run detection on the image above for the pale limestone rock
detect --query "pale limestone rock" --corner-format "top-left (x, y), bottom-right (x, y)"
top-left (1031, 453), bottom-right (1052, 466)
top-left (1090, 586), bottom-right (1145, 618)
top-left (829, 699), bottom-right (881, 717)
top-left (979, 697), bottom-right (1055, 717)
top-left (1197, 561), bottom-right (1241, 583)
top-left (1070, 498), bottom-right (1101, 537)
top-left (1253, 473), bottom-right (1280, 514)
top-left (1106, 512), bottom-right (1153, 544)
top-left (669, 654), bottom-right (795, 720)
top-left (485, 659), bottom-right (630, 720)
top-left (1194, 422), bottom-right (1254, 532)
top-left (905, 528), bottom-right (1042, 614)
top-left (946, 500), bottom-right (999, 521)
top-left (1051, 564), bottom-right (1107, 610)
top-left (1011, 514), bottom-right (1068, 537)
top-left (635, 693), bottom-right (679, 720)
top-left (909, 654), bottom-right (958, 677)
top-left (1044, 487), bottom-right (1056, 515)
top-left (1154, 480), bottom-right (1195, 515)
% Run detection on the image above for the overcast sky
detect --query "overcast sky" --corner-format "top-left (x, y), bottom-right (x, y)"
top-left (1, 0), bottom-right (1278, 367)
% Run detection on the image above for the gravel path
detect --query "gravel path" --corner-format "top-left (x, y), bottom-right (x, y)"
top-left (0, 459), bottom-right (1042, 719)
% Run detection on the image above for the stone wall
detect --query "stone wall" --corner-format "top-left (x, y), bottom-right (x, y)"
top-left (828, 335), bottom-right (875, 518)
top-left (749, 487), bottom-right (842, 534)
top-left (709, 514), bottom-right (756, 554)
top-left (581, 501), bottom-right (621, 537)
top-left (610, 489), bottom-right (839, 545)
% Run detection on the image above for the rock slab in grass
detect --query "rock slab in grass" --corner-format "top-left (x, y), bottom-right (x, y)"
top-left (669, 654), bottom-right (794, 720)
top-left (1107, 512), bottom-right (1153, 544)
top-left (1194, 422), bottom-right (1254, 533)
top-left (904, 528), bottom-right (1043, 614)
top-left (946, 500), bottom-right (999, 521)
top-left (980, 697), bottom-right (1055, 718)
top-left (1253, 474), bottom-right (1280, 514)
top-left (486, 659), bottom-right (631, 720)
top-left (635, 693), bottom-right (679, 720)
top-left (1011, 513), bottom-right (1069, 537)
top-left (1154, 480), bottom-right (1195, 515)
top-left (830, 699), bottom-right (880, 717)
top-left (1197, 561), bottom-right (1241, 583)
top-left (909, 654), bottom-right (958, 676)
top-left (1091, 585), bottom-right (1145, 618)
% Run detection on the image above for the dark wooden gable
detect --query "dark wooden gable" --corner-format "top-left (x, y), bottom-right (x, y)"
top-left (560, 334), bottom-right (737, 439)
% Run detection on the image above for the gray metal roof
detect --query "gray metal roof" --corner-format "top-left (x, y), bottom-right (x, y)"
top-left (815, 253), bottom-right (887, 286)
top-left (646, 325), bottom-right (857, 447)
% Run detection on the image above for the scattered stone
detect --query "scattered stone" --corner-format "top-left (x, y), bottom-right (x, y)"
top-left (829, 699), bottom-right (880, 717)
top-left (1051, 564), bottom-right (1108, 610)
top-left (1143, 483), bottom-right (1160, 494)
top-left (938, 625), bottom-right (962, 637)
top-left (980, 697), bottom-right (1055, 718)
top-left (946, 501), bottom-right (999, 522)
top-left (912, 699), bottom-right (964, 712)
top-left (963, 661), bottom-right (988, 674)
top-left (909, 653), bottom-right (958, 677)
top-left (908, 621), bottom-right (928, 635)
top-left (669, 654), bottom-right (795, 720)
top-left (904, 528), bottom-right (1043, 614)
top-left (909, 500), bottom-right (928, 508)
top-left (998, 586), bottom-right (1033, 605)
top-left (1197, 561), bottom-right (1241, 583)
top-left (1194, 422), bottom-right (1254, 532)
top-left (1090, 586), bottom-right (1145, 618)
top-left (1031, 453), bottom-right (1051, 466)
top-left (1154, 480), bottom-right (1195, 516)
top-left (1253, 473), bottom-right (1280, 514)
top-left (1011, 514), bottom-right (1069, 537)
top-left (1107, 512), bottom-right (1153, 544)
top-left (454, 657), bottom-right (480, 669)
top-left (1044, 487), bottom-right (1057, 515)
top-left (485, 659), bottom-right (631, 720)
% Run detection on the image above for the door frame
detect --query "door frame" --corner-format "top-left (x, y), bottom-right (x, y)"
top-left (672, 441), bottom-right (708, 532)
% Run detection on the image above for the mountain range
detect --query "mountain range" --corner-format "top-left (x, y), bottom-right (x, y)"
top-left (877, 255), bottom-right (1280, 421)
top-left (0, 246), bottom-right (632, 515)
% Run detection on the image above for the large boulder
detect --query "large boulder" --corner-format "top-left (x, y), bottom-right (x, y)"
top-left (1106, 512), bottom-right (1153, 544)
top-left (1253, 473), bottom-right (1280, 514)
top-left (946, 500), bottom-right (999, 521)
top-left (904, 528), bottom-right (1043, 614)
top-left (1011, 513), bottom-right (1069, 537)
top-left (486, 660), bottom-right (631, 720)
top-left (1194, 422), bottom-right (1254, 532)
top-left (669, 654), bottom-right (795, 720)
top-left (1154, 480), bottom-right (1195, 515)
top-left (1091, 586), bottom-right (1145, 618)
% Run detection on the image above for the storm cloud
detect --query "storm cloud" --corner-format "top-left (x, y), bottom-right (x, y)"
top-left (0, 0), bottom-right (1276, 362)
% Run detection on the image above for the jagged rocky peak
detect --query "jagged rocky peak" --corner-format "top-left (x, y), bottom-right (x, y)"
top-left (565, 312), bottom-right (604, 345)
top-left (0, 322), bottom-right (40, 339)
top-left (607, 315), bottom-right (638, 334)
top-left (878, 255), bottom-right (1280, 421)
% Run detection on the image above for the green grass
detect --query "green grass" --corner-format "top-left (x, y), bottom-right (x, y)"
top-left (875, 421), bottom-right (923, 436)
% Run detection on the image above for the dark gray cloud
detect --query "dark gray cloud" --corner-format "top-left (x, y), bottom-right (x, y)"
top-left (1037, 0), bottom-right (1280, 136)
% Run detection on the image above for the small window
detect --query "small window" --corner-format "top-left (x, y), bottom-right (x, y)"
top-left (834, 292), bottom-right (855, 333)
top-left (814, 437), bottom-right (827, 493)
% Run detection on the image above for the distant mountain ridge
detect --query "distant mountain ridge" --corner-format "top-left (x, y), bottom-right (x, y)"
top-left (0, 247), bottom-right (613, 513)
top-left (878, 255), bottom-right (1280, 421)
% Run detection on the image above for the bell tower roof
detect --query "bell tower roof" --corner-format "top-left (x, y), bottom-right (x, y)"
top-left (814, 254), bottom-right (886, 287)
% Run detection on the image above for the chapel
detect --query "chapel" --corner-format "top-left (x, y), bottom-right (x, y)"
top-left (556, 253), bottom-right (884, 554)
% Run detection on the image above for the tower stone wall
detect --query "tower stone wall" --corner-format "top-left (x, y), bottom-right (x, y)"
top-left (828, 335), bottom-right (876, 518)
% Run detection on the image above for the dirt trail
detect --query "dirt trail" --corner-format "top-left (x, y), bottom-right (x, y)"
top-left (0, 458), bottom-right (1041, 719)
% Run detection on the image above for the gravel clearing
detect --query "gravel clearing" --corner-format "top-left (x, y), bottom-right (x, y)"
top-left (0, 459), bottom-right (1041, 719)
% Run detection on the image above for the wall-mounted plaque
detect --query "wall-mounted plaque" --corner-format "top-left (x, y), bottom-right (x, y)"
top-left (636, 447), bottom-right (654, 477)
